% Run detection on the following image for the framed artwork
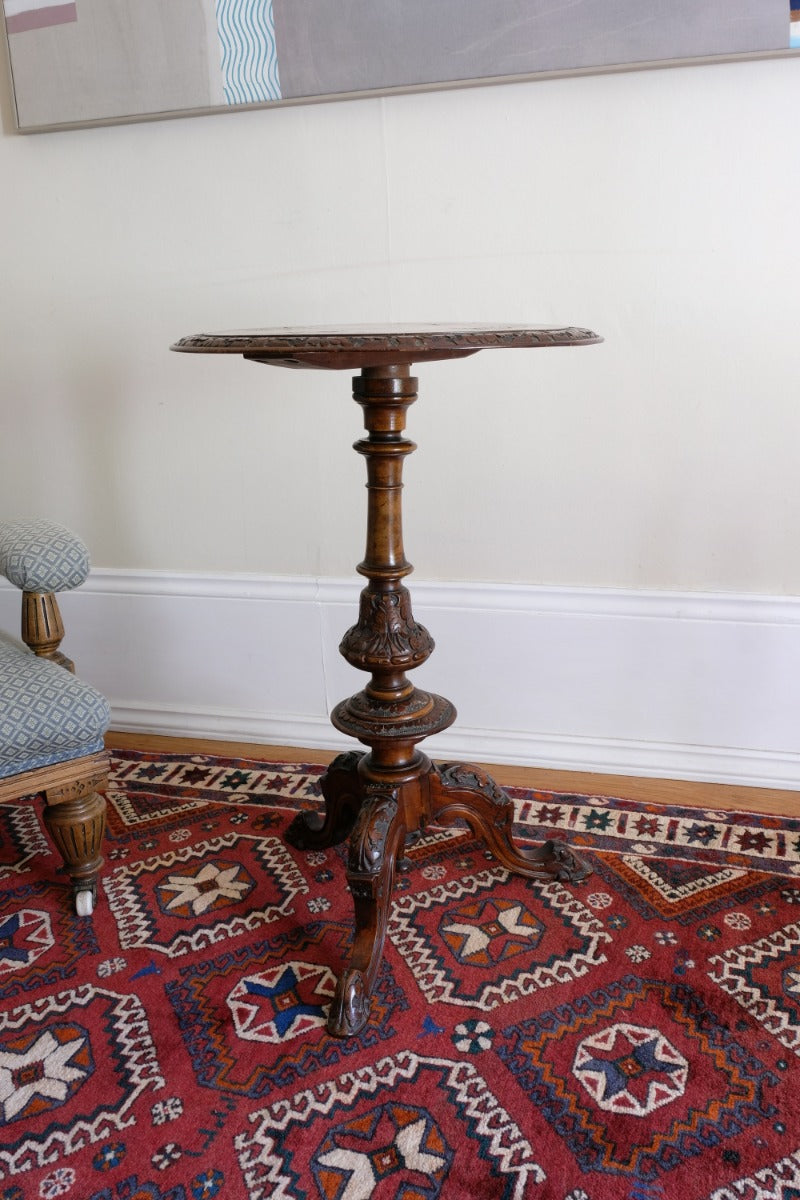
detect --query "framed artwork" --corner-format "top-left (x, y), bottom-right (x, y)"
top-left (2, 0), bottom-right (797, 134)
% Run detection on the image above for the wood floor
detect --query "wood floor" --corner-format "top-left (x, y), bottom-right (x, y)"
top-left (105, 731), bottom-right (799, 818)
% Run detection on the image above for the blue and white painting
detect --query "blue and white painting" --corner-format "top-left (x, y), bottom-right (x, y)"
top-left (215, 0), bottom-right (281, 105)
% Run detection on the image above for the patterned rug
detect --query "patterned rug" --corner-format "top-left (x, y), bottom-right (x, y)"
top-left (1, 749), bottom-right (800, 1200)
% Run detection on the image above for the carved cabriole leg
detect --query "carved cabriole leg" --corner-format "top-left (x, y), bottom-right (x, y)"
top-left (42, 772), bottom-right (108, 910)
top-left (430, 762), bottom-right (592, 883)
top-left (327, 787), bottom-right (406, 1037)
top-left (285, 750), bottom-right (364, 851)
top-left (22, 591), bottom-right (74, 672)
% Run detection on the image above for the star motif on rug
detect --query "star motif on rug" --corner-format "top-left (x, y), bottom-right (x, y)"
top-left (0, 1026), bottom-right (91, 1122)
top-left (313, 1103), bottom-right (451, 1199)
top-left (0, 914), bottom-right (32, 967)
top-left (572, 1022), bottom-right (688, 1115)
top-left (0, 910), bottom-right (54, 973)
top-left (156, 862), bottom-right (251, 916)
top-left (439, 898), bottom-right (543, 966)
top-left (227, 961), bottom-right (337, 1042)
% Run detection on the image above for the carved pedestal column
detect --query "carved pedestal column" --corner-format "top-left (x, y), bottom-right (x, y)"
top-left (288, 364), bottom-right (591, 1037)
top-left (288, 366), bottom-right (452, 1034)
top-left (332, 365), bottom-right (455, 766)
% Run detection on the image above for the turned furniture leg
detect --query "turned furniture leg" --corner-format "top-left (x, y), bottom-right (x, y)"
top-left (22, 591), bottom-right (75, 672)
top-left (42, 774), bottom-right (107, 916)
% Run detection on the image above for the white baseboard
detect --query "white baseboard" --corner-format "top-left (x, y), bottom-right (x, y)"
top-left (3, 570), bottom-right (800, 790)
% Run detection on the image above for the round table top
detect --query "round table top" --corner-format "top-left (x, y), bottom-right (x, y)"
top-left (171, 323), bottom-right (602, 370)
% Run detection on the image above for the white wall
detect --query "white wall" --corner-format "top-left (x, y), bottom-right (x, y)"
top-left (2, 571), bottom-right (795, 789)
top-left (2, 54), bottom-right (799, 591)
top-left (2, 52), bottom-right (800, 785)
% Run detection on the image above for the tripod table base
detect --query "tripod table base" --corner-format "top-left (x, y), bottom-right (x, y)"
top-left (286, 750), bottom-right (592, 1037)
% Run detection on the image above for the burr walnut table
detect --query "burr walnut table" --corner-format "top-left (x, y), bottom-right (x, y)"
top-left (172, 324), bottom-right (602, 1037)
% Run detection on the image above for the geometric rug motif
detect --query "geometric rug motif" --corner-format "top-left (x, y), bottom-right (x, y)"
top-left (108, 749), bottom-right (800, 873)
top-left (108, 752), bottom-right (324, 814)
top-left (389, 868), bottom-right (612, 1010)
top-left (0, 799), bottom-right (51, 880)
top-left (106, 784), bottom-right (207, 829)
top-left (572, 1020), bottom-right (690, 1115)
top-left (700, 1147), bottom-right (800, 1200)
top-left (0, 982), bottom-right (164, 1177)
top-left (103, 832), bottom-right (308, 957)
top-left (0, 907), bottom-right (54, 976)
top-left (164, 921), bottom-right (408, 1099)
top-left (512, 790), bottom-right (800, 874)
top-left (594, 853), bottom-right (778, 925)
top-left (0, 882), bottom-right (100, 1002)
top-left (3, 748), bottom-right (800, 1200)
top-left (708, 920), bottom-right (800, 1059)
top-left (496, 972), bottom-right (780, 1180)
top-left (227, 960), bottom-right (337, 1043)
top-left (234, 1050), bottom-right (546, 1199)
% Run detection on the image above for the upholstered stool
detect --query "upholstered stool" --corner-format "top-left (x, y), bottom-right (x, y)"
top-left (0, 520), bottom-right (110, 915)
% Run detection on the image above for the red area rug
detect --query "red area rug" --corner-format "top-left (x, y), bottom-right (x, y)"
top-left (1, 750), bottom-right (799, 1200)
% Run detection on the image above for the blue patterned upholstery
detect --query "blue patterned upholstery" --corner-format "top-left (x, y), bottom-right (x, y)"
top-left (0, 633), bottom-right (110, 780)
top-left (0, 519), bottom-right (90, 592)
top-left (0, 520), bottom-right (109, 916)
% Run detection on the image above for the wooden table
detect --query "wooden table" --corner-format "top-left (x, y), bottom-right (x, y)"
top-left (172, 324), bottom-right (602, 1036)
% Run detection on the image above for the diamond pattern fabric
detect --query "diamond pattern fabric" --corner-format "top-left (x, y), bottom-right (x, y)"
top-left (0, 519), bottom-right (90, 592)
top-left (0, 635), bottom-right (110, 779)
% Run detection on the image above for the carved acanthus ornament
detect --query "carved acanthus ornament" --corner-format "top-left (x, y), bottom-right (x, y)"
top-left (340, 587), bottom-right (434, 670)
top-left (348, 792), bottom-right (398, 875)
top-left (437, 763), bottom-right (508, 805)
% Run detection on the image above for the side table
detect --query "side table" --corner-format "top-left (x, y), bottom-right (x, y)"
top-left (172, 324), bottom-right (602, 1036)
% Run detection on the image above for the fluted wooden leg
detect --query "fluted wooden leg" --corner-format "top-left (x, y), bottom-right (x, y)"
top-left (22, 591), bottom-right (74, 671)
top-left (42, 774), bottom-right (107, 915)
top-left (0, 752), bottom-right (109, 916)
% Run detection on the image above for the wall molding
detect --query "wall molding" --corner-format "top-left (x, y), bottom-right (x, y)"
top-left (2, 569), bottom-right (799, 790)
top-left (72, 567), bottom-right (800, 623)
top-left (104, 702), bottom-right (800, 790)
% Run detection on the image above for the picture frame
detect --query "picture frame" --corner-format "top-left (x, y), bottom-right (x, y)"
top-left (3, 0), bottom-right (796, 134)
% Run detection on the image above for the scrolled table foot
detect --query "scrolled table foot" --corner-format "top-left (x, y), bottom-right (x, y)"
top-left (327, 968), bottom-right (370, 1037)
top-left (324, 787), bottom-right (405, 1038)
top-left (285, 750), bottom-right (364, 851)
top-left (430, 761), bottom-right (592, 883)
top-left (540, 838), bottom-right (593, 883)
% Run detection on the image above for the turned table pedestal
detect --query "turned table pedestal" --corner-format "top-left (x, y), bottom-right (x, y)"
top-left (172, 324), bottom-right (602, 1037)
